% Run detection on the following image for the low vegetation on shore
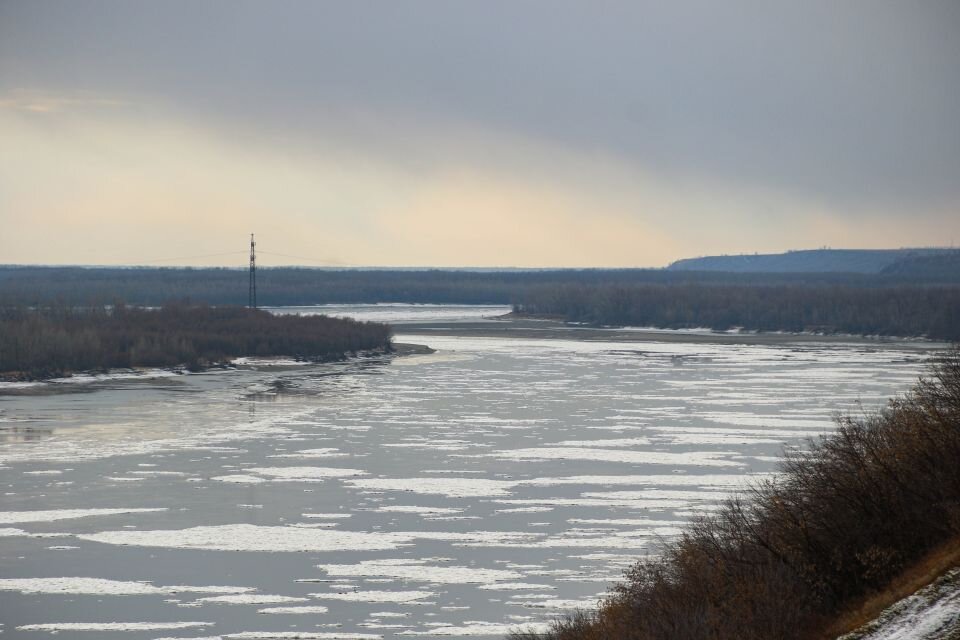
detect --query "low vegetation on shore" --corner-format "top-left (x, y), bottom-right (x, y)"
top-left (515, 284), bottom-right (960, 340)
top-left (2, 266), bottom-right (957, 339)
top-left (0, 303), bottom-right (392, 380)
top-left (511, 348), bottom-right (960, 640)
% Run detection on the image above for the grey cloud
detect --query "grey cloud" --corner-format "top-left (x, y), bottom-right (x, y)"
top-left (2, 1), bottom-right (958, 210)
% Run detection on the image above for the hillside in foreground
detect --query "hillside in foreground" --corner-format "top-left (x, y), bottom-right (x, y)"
top-left (511, 348), bottom-right (960, 640)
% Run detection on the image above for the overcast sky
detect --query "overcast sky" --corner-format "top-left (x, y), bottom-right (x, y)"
top-left (2, 1), bottom-right (958, 267)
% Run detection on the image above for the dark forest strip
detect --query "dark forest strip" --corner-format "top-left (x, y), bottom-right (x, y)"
top-left (0, 304), bottom-right (392, 380)
top-left (515, 284), bottom-right (960, 340)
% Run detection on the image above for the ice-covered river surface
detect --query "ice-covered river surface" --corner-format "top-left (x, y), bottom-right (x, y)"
top-left (0, 305), bottom-right (943, 639)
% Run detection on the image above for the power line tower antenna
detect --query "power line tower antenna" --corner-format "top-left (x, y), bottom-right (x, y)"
top-left (248, 233), bottom-right (257, 309)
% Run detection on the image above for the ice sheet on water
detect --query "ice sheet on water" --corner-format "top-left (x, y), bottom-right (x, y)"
top-left (490, 447), bottom-right (745, 467)
top-left (270, 448), bottom-right (348, 458)
top-left (195, 594), bottom-right (308, 605)
top-left (257, 605), bottom-right (329, 614)
top-left (224, 633), bottom-right (384, 639)
top-left (315, 559), bottom-right (522, 584)
top-left (78, 524), bottom-right (412, 552)
top-left (310, 590), bottom-right (434, 603)
top-left (375, 506), bottom-right (464, 515)
top-left (0, 507), bottom-right (166, 524)
top-left (522, 474), bottom-right (764, 488)
top-left (0, 577), bottom-right (254, 595)
top-left (553, 437), bottom-right (652, 448)
top-left (477, 583), bottom-right (554, 590)
top-left (344, 477), bottom-right (520, 497)
top-left (244, 466), bottom-right (368, 480)
top-left (17, 621), bottom-right (212, 631)
top-left (396, 621), bottom-right (551, 636)
top-left (79, 524), bottom-right (539, 552)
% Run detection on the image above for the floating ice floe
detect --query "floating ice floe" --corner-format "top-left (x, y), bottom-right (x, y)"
top-left (375, 506), bottom-right (464, 515)
top-left (315, 559), bottom-right (522, 584)
top-left (270, 448), bottom-right (348, 458)
top-left (310, 590), bottom-right (434, 603)
top-left (78, 524), bottom-right (410, 552)
top-left (243, 466), bottom-right (368, 481)
top-left (511, 597), bottom-right (604, 610)
top-left (521, 473), bottom-right (764, 488)
top-left (17, 621), bottom-right (213, 631)
top-left (396, 621), bottom-right (551, 636)
top-left (0, 507), bottom-right (166, 524)
top-left (477, 583), bottom-right (554, 591)
top-left (343, 477), bottom-right (520, 498)
top-left (194, 594), bottom-right (309, 605)
top-left (223, 632), bottom-right (384, 639)
top-left (489, 447), bottom-right (745, 467)
top-left (79, 523), bottom-right (541, 553)
top-left (210, 474), bottom-right (268, 484)
top-left (257, 605), bottom-right (330, 614)
top-left (553, 437), bottom-right (652, 448)
top-left (0, 577), bottom-right (254, 596)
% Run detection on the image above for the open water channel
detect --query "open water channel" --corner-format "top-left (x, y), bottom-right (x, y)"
top-left (0, 305), bottom-right (941, 638)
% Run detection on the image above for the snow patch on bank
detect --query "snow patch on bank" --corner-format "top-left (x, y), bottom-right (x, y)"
top-left (837, 568), bottom-right (960, 640)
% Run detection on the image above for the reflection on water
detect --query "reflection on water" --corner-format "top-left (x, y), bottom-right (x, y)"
top-left (0, 308), bottom-right (940, 639)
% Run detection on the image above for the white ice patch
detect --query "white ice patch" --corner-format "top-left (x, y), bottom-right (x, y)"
top-left (522, 474), bottom-right (762, 488)
top-left (489, 448), bottom-right (745, 467)
top-left (17, 621), bottom-right (213, 631)
top-left (316, 559), bottom-right (522, 584)
top-left (224, 633), bottom-right (383, 639)
top-left (477, 583), bottom-right (554, 591)
top-left (554, 437), bottom-right (652, 448)
top-left (0, 507), bottom-right (166, 524)
top-left (270, 448), bottom-right (348, 458)
top-left (344, 477), bottom-right (520, 498)
top-left (257, 605), bottom-right (330, 615)
top-left (396, 621), bottom-right (551, 635)
top-left (211, 475), bottom-right (268, 484)
top-left (311, 590), bottom-right (434, 603)
top-left (376, 506), bottom-right (464, 515)
top-left (78, 524), bottom-right (411, 552)
top-left (0, 577), bottom-right (254, 596)
top-left (195, 594), bottom-right (308, 605)
top-left (244, 466), bottom-right (368, 481)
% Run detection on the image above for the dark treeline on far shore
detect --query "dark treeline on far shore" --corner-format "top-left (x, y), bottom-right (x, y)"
top-left (0, 303), bottom-right (392, 380)
top-left (512, 348), bottom-right (960, 640)
top-left (1, 265), bottom-right (958, 339)
top-left (2, 265), bottom-right (960, 307)
top-left (515, 283), bottom-right (960, 340)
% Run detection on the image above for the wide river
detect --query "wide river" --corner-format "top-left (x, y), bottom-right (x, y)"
top-left (0, 305), bottom-right (941, 639)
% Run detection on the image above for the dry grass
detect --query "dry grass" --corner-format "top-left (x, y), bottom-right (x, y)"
top-left (818, 535), bottom-right (960, 639)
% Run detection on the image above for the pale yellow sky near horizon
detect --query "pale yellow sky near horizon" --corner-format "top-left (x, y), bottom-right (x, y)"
top-left (2, 2), bottom-right (959, 268)
top-left (3, 96), bottom-right (955, 269)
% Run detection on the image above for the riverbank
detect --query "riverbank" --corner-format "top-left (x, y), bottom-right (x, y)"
top-left (0, 304), bottom-right (392, 382)
top-left (393, 316), bottom-right (942, 349)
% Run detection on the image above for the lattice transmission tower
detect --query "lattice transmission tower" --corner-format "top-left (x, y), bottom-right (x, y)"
top-left (248, 233), bottom-right (257, 309)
